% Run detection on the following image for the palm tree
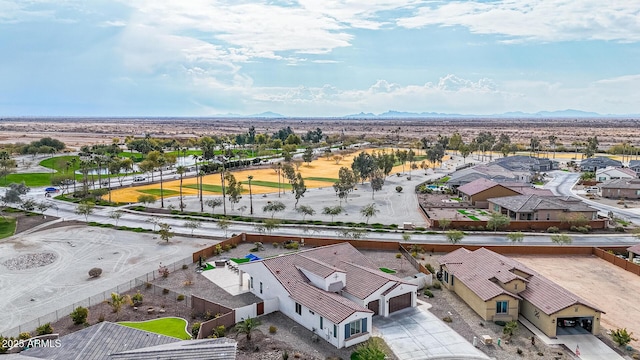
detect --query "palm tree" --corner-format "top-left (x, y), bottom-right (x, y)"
top-left (235, 317), bottom-right (261, 341)
top-left (176, 165), bottom-right (186, 211)
top-left (157, 156), bottom-right (167, 208)
top-left (548, 135), bottom-right (558, 159)
top-left (247, 175), bottom-right (254, 215)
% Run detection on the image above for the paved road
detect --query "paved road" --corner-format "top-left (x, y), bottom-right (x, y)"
top-left (545, 171), bottom-right (640, 225)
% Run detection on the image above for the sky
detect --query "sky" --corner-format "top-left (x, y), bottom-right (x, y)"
top-left (1, 0), bottom-right (640, 117)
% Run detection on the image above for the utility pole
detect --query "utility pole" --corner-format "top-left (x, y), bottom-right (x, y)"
top-left (248, 175), bottom-right (254, 215)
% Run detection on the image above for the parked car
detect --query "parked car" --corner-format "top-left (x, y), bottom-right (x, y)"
top-left (133, 176), bottom-right (146, 182)
top-left (585, 186), bottom-right (599, 193)
top-left (558, 318), bottom-right (577, 327)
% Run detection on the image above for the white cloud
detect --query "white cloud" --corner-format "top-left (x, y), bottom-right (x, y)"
top-left (397, 1), bottom-right (640, 43)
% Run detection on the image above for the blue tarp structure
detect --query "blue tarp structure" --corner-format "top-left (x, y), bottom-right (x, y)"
top-left (245, 253), bottom-right (261, 262)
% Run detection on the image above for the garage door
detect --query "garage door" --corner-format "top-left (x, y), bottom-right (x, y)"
top-left (368, 300), bottom-right (380, 315)
top-left (389, 293), bottom-right (411, 314)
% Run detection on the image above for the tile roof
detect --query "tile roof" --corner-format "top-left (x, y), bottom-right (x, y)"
top-left (600, 178), bottom-right (640, 190)
top-left (110, 337), bottom-right (237, 360)
top-left (439, 248), bottom-right (604, 315)
top-left (580, 156), bottom-right (622, 168)
top-left (596, 167), bottom-right (637, 178)
top-left (21, 322), bottom-right (178, 360)
top-left (488, 195), bottom-right (595, 213)
top-left (249, 243), bottom-right (411, 323)
top-left (457, 178), bottom-right (500, 196)
top-left (627, 243), bottom-right (640, 255)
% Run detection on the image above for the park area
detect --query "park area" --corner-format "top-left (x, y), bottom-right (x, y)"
top-left (512, 255), bottom-right (640, 349)
top-left (107, 148), bottom-right (447, 203)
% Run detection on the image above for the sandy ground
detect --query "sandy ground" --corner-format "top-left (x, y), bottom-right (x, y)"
top-left (512, 255), bottom-right (640, 348)
top-left (109, 148), bottom-right (449, 203)
top-left (0, 225), bottom-right (215, 336)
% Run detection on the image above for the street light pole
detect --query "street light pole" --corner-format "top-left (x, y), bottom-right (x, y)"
top-left (248, 175), bottom-right (253, 215)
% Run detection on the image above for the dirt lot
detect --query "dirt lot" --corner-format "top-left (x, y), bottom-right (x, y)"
top-left (513, 255), bottom-right (640, 349)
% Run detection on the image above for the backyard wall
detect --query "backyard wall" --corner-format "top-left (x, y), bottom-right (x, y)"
top-left (191, 296), bottom-right (236, 339)
top-left (593, 248), bottom-right (640, 276)
top-left (430, 219), bottom-right (607, 231)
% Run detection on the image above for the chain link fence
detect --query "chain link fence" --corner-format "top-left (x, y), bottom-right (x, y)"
top-left (3, 256), bottom-right (193, 337)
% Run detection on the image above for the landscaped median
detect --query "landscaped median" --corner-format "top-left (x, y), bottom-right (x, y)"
top-left (118, 317), bottom-right (191, 340)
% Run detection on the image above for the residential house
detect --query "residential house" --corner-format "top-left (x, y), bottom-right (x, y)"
top-left (627, 243), bottom-right (640, 263)
top-left (240, 243), bottom-right (418, 349)
top-left (447, 164), bottom-right (530, 189)
top-left (579, 157), bottom-right (622, 172)
top-left (457, 178), bottom-right (521, 208)
top-left (487, 195), bottom-right (598, 222)
top-left (501, 182), bottom-right (554, 196)
top-left (600, 178), bottom-right (640, 199)
top-left (595, 167), bottom-right (636, 182)
top-left (438, 248), bottom-right (604, 338)
top-left (493, 155), bottom-right (558, 172)
top-left (18, 322), bottom-right (237, 360)
top-left (629, 160), bottom-right (640, 176)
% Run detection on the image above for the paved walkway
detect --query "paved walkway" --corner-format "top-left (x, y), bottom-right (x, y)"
top-left (373, 305), bottom-right (490, 360)
top-left (519, 317), bottom-right (624, 360)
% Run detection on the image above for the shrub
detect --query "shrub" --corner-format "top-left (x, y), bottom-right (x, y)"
top-left (395, 186), bottom-right (403, 193)
top-left (273, 242), bottom-right (279, 248)
top-left (269, 325), bottom-right (277, 334)
top-left (18, 332), bottom-right (31, 340)
top-left (517, 348), bottom-right (523, 355)
top-left (395, 253), bottom-right (402, 259)
top-left (191, 322), bottom-right (201, 337)
top-left (547, 226), bottom-right (560, 233)
top-left (423, 289), bottom-right (434, 298)
top-left (97, 313), bottom-right (105, 323)
top-left (70, 306), bottom-right (89, 325)
top-left (411, 251), bottom-right (418, 258)
top-left (432, 281), bottom-right (442, 290)
top-left (131, 291), bottom-right (143, 306)
top-left (182, 264), bottom-right (188, 270)
top-left (145, 282), bottom-right (152, 289)
top-left (611, 328), bottom-right (637, 347)
top-left (88, 267), bottom-right (102, 278)
top-left (177, 294), bottom-right (185, 301)
top-left (442, 316), bottom-right (452, 323)
top-left (215, 325), bottom-right (226, 337)
top-left (36, 323), bottom-right (53, 336)
top-left (425, 263), bottom-right (436, 274)
top-left (615, 226), bottom-right (625, 232)
top-left (494, 320), bottom-right (507, 326)
top-left (215, 244), bottom-right (223, 254)
top-left (223, 244), bottom-right (232, 252)
top-left (158, 264), bottom-right (169, 278)
top-left (162, 288), bottom-right (169, 295)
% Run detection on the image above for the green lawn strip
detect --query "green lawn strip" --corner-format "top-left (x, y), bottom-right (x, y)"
top-left (248, 180), bottom-right (292, 189)
top-left (379, 267), bottom-right (397, 274)
top-left (3, 173), bottom-right (56, 187)
top-left (118, 152), bottom-right (144, 162)
top-left (305, 177), bottom-right (338, 183)
top-left (118, 318), bottom-right (191, 340)
top-left (38, 155), bottom-right (81, 172)
top-left (0, 217), bottom-right (17, 239)
top-left (457, 209), bottom-right (469, 215)
top-left (183, 184), bottom-right (247, 194)
top-left (468, 216), bottom-right (480, 221)
top-left (165, 150), bottom-right (202, 157)
top-left (230, 257), bottom-right (250, 264)
top-left (138, 189), bottom-right (180, 197)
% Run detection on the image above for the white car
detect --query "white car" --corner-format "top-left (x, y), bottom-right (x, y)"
top-left (133, 176), bottom-right (146, 182)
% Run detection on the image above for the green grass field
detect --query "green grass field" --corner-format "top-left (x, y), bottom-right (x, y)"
top-left (305, 177), bottom-right (338, 183)
top-left (118, 152), bottom-right (144, 161)
top-left (184, 184), bottom-right (223, 193)
top-left (39, 155), bottom-right (80, 172)
top-left (248, 180), bottom-right (292, 189)
top-left (137, 189), bottom-right (180, 197)
top-left (0, 217), bottom-right (17, 239)
top-left (2, 173), bottom-right (56, 187)
top-left (118, 318), bottom-right (191, 340)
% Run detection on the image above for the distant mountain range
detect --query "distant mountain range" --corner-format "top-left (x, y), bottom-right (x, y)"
top-left (211, 109), bottom-right (637, 119)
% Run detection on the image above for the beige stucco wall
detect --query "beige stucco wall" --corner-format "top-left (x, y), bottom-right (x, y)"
top-left (446, 273), bottom-right (518, 321)
top-left (520, 301), bottom-right (601, 338)
top-left (469, 186), bottom-right (520, 207)
top-left (499, 279), bottom-right (526, 294)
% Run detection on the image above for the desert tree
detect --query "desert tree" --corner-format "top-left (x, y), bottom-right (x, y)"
top-left (302, 147), bottom-right (314, 165)
top-left (292, 173), bottom-right (307, 208)
top-left (402, 233), bottom-right (411, 242)
top-left (370, 170), bottom-right (385, 199)
top-left (262, 218), bottom-right (281, 235)
top-left (184, 219), bottom-right (202, 236)
top-left (487, 212), bottom-right (511, 232)
top-left (106, 292), bottom-right (132, 320)
top-left (158, 222), bottom-right (174, 242)
top-left (175, 165), bottom-right (187, 211)
top-left (224, 173), bottom-right (243, 210)
top-left (438, 219), bottom-right (452, 231)
top-left (360, 203), bottom-right (379, 224)
top-left (551, 233), bottom-right (572, 246)
top-left (333, 167), bottom-right (356, 204)
top-left (506, 232), bottom-right (524, 244)
top-left (217, 217), bottom-right (231, 237)
top-left (322, 205), bottom-right (343, 222)
top-left (446, 230), bottom-right (464, 244)
top-left (263, 201), bottom-right (286, 218)
top-left (296, 205), bottom-right (315, 220)
top-left (205, 198), bottom-right (224, 215)
top-left (109, 210), bottom-right (124, 226)
top-left (137, 194), bottom-right (157, 207)
top-left (75, 201), bottom-right (95, 221)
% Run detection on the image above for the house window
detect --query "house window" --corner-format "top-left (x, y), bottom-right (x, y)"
top-left (295, 302), bottom-right (302, 315)
top-left (333, 324), bottom-right (337, 338)
top-left (344, 318), bottom-right (368, 339)
top-left (320, 316), bottom-right (324, 330)
top-left (259, 282), bottom-right (263, 294)
top-left (546, 213), bottom-right (550, 220)
top-left (496, 301), bottom-right (508, 314)
top-left (250, 277), bottom-right (253, 289)
top-left (514, 284), bottom-right (518, 290)
top-left (451, 275), bottom-right (454, 286)
top-left (493, 204), bottom-right (500, 212)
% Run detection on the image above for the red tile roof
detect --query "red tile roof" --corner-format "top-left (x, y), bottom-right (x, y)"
top-left (627, 243), bottom-right (640, 255)
top-left (439, 248), bottom-right (604, 315)
top-left (457, 178), bottom-right (500, 196)
top-left (289, 281), bottom-right (370, 324)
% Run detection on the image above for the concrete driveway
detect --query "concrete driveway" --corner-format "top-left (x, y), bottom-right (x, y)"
top-left (373, 306), bottom-right (490, 360)
top-left (556, 334), bottom-right (624, 360)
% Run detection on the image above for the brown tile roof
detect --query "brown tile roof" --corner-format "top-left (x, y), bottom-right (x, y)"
top-left (600, 178), bottom-right (640, 190)
top-left (627, 243), bottom-right (640, 255)
top-left (487, 195), bottom-right (595, 213)
top-left (439, 248), bottom-right (604, 315)
top-left (457, 178), bottom-right (500, 196)
top-left (289, 281), bottom-right (371, 324)
top-left (251, 243), bottom-right (410, 323)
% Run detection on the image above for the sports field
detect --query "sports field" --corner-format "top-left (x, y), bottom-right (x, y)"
top-left (108, 149), bottom-right (445, 203)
